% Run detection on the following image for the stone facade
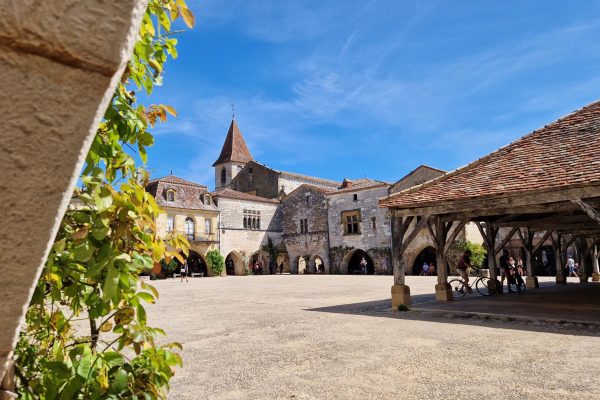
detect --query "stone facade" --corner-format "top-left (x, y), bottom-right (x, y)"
top-left (281, 185), bottom-right (330, 273)
top-left (389, 165), bottom-right (445, 194)
top-left (213, 189), bottom-right (282, 275)
top-left (327, 184), bottom-right (392, 274)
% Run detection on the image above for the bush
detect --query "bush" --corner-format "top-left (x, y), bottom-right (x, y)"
top-left (206, 249), bottom-right (225, 276)
top-left (447, 240), bottom-right (486, 272)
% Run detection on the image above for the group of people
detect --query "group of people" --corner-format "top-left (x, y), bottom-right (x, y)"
top-left (419, 262), bottom-right (437, 276)
top-left (499, 250), bottom-right (526, 293)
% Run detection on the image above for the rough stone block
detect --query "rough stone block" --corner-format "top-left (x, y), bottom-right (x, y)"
top-left (592, 272), bottom-right (600, 282)
top-left (526, 276), bottom-right (539, 289)
top-left (391, 284), bottom-right (411, 308)
top-left (435, 283), bottom-right (453, 301)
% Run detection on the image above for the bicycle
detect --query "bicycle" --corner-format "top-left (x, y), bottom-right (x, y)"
top-left (449, 267), bottom-right (492, 298)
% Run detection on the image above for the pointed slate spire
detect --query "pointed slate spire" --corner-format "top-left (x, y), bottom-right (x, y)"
top-left (212, 119), bottom-right (254, 166)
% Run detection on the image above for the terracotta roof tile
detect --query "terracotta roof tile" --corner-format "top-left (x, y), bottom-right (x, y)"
top-left (380, 100), bottom-right (600, 209)
top-left (212, 120), bottom-right (254, 166)
top-left (146, 175), bottom-right (216, 211)
top-left (212, 188), bottom-right (280, 204)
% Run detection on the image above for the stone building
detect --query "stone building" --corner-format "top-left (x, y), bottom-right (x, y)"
top-left (212, 188), bottom-right (282, 275)
top-left (281, 185), bottom-right (331, 274)
top-left (146, 175), bottom-right (219, 276)
top-left (327, 179), bottom-right (392, 274)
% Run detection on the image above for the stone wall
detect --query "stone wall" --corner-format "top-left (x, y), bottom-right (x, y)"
top-left (0, 0), bottom-right (146, 381)
top-left (389, 166), bottom-right (445, 194)
top-left (231, 161), bottom-right (280, 198)
top-left (281, 185), bottom-right (330, 273)
top-left (218, 197), bottom-right (282, 274)
top-left (327, 186), bottom-right (392, 274)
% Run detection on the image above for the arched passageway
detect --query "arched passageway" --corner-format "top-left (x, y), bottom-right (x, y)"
top-left (412, 246), bottom-right (437, 275)
top-left (179, 250), bottom-right (208, 276)
top-left (311, 255), bottom-right (324, 274)
top-left (296, 256), bottom-right (307, 274)
top-left (250, 250), bottom-right (269, 274)
top-left (276, 251), bottom-right (290, 273)
top-left (348, 249), bottom-right (374, 275)
top-left (225, 251), bottom-right (244, 276)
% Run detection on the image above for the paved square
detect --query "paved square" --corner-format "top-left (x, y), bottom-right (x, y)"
top-left (147, 276), bottom-right (600, 400)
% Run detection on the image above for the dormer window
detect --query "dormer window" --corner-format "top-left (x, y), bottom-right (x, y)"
top-left (204, 194), bottom-right (212, 205)
top-left (166, 189), bottom-right (175, 202)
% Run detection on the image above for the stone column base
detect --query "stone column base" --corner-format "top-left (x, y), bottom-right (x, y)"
top-left (435, 283), bottom-right (453, 301)
top-left (592, 272), bottom-right (600, 282)
top-left (579, 275), bottom-right (589, 283)
top-left (556, 275), bottom-right (567, 285)
top-left (526, 276), bottom-right (539, 289)
top-left (488, 279), bottom-right (502, 294)
top-left (391, 284), bottom-right (411, 309)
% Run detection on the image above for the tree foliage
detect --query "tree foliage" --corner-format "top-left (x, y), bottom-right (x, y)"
top-left (206, 249), bottom-right (224, 276)
top-left (447, 240), bottom-right (487, 271)
top-left (14, 1), bottom-right (194, 399)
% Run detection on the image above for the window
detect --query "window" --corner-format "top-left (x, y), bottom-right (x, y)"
top-left (220, 167), bottom-right (226, 186)
top-left (300, 218), bottom-right (308, 233)
top-left (203, 194), bottom-right (211, 205)
top-left (342, 211), bottom-right (360, 234)
top-left (166, 215), bottom-right (174, 232)
top-left (305, 193), bottom-right (310, 205)
top-left (243, 210), bottom-right (261, 230)
top-left (372, 217), bottom-right (376, 230)
top-left (184, 217), bottom-right (195, 241)
top-left (353, 194), bottom-right (358, 201)
top-left (166, 190), bottom-right (175, 202)
top-left (205, 218), bottom-right (211, 234)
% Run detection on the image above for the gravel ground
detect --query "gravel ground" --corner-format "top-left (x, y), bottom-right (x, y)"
top-left (146, 275), bottom-right (600, 400)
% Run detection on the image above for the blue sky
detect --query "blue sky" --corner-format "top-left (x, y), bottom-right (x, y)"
top-left (148, 0), bottom-right (600, 190)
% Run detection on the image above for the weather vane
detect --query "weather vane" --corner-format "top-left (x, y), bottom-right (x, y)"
top-left (231, 104), bottom-right (235, 120)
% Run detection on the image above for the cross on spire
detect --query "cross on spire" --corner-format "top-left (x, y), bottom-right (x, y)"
top-left (231, 103), bottom-right (235, 120)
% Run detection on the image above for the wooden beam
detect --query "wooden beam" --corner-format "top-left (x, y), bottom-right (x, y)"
top-left (494, 227), bottom-right (519, 255)
top-left (399, 216), bottom-right (430, 254)
top-left (573, 199), bottom-right (600, 225)
top-left (532, 230), bottom-right (553, 255)
top-left (443, 220), bottom-right (468, 255)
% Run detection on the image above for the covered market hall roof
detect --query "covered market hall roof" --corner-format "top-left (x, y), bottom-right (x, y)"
top-left (379, 100), bottom-right (600, 216)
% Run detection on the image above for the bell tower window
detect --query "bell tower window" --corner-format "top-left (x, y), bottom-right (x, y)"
top-left (221, 167), bottom-right (227, 186)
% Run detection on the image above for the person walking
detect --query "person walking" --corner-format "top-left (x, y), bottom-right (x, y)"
top-left (566, 255), bottom-right (578, 277)
top-left (499, 249), bottom-right (510, 290)
top-left (279, 262), bottom-right (284, 274)
top-left (456, 250), bottom-right (472, 293)
top-left (180, 259), bottom-right (189, 282)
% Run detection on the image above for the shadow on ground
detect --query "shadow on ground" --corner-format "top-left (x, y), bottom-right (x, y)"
top-left (306, 282), bottom-right (600, 337)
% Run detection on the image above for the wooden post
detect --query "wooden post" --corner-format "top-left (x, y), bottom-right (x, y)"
top-left (391, 215), bottom-right (413, 308)
top-left (429, 216), bottom-right (453, 301)
top-left (475, 221), bottom-right (501, 293)
top-left (516, 228), bottom-right (540, 289)
top-left (576, 238), bottom-right (591, 283)
top-left (552, 232), bottom-right (566, 284)
top-left (593, 244), bottom-right (600, 282)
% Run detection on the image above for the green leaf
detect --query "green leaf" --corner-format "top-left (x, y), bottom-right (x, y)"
top-left (103, 264), bottom-right (120, 301)
top-left (110, 369), bottom-right (128, 393)
top-left (73, 240), bottom-right (94, 262)
top-left (137, 303), bottom-right (147, 325)
top-left (76, 353), bottom-right (92, 378)
top-left (137, 292), bottom-right (155, 304)
top-left (59, 376), bottom-right (84, 400)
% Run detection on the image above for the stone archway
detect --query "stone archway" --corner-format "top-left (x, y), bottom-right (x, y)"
top-left (250, 250), bottom-right (269, 275)
top-left (293, 256), bottom-right (307, 274)
top-left (276, 251), bottom-right (291, 273)
top-left (225, 251), bottom-right (244, 276)
top-left (411, 246), bottom-right (437, 275)
top-left (347, 249), bottom-right (375, 275)
top-left (310, 255), bottom-right (324, 274)
top-left (178, 250), bottom-right (208, 277)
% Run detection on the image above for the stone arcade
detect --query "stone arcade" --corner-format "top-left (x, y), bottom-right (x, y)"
top-left (148, 118), bottom-right (479, 276)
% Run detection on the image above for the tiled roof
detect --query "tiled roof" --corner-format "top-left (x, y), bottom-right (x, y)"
top-left (212, 188), bottom-right (280, 204)
top-left (277, 170), bottom-right (341, 187)
top-left (212, 119), bottom-right (254, 166)
top-left (283, 184), bottom-right (333, 200)
top-left (146, 175), bottom-right (217, 211)
top-left (148, 175), bottom-right (207, 188)
top-left (329, 178), bottom-right (389, 195)
top-left (380, 100), bottom-right (600, 209)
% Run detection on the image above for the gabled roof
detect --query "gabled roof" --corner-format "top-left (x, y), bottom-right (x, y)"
top-left (148, 175), bottom-right (207, 189)
top-left (146, 175), bottom-right (216, 211)
top-left (212, 119), bottom-right (254, 166)
top-left (211, 188), bottom-right (280, 204)
top-left (380, 100), bottom-right (600, 209)
top-left (328, 178), bottom-right (389, 195)
top-left (282, 184), bottom-right (332, 201)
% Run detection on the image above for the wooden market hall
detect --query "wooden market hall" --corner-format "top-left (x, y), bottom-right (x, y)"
top-left (379, 100), bottom-right (600, 307)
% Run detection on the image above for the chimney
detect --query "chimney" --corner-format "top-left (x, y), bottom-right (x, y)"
top-left (341, 179), bottom-right (352, 189)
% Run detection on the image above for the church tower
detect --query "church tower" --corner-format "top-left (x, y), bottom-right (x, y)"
top-left (213, 119), bottom-right (254, 190)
